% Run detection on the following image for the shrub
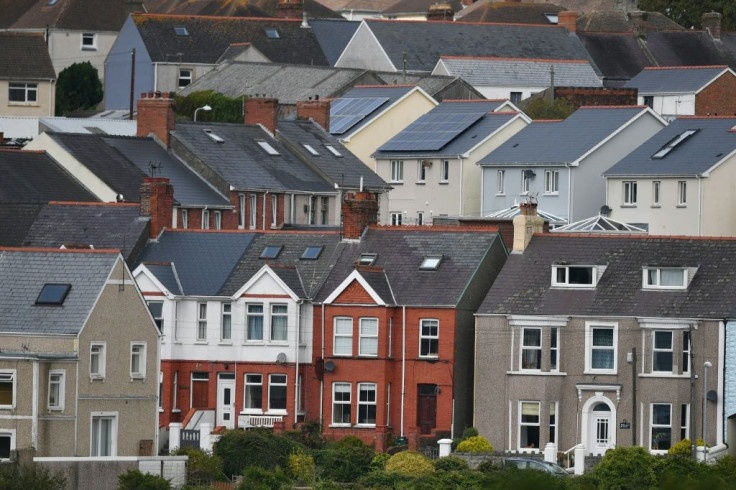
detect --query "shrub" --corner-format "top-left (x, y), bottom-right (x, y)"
top-left (456, 436), bottom-right (492, 453)
top-left (370, 452), bottom-right (391, 471)
top-left (476, 459), bottom-right (500, 473)
top-left (284, 421), bottom-right (324, 449)
top-left (175, 91), bottom-right (246, 123)
top-left (238, 465), bottom-right (289, 490)
top-left (334, 435), bottom-right (366, 448)
top-left (118, 469), bottom-right (171, 490)
top-left (586, 446), bottom-right (656, 490)
top-left (696, 438), bottom-right (707, 447)
top-left (461, 427), bottom-right (479, 440)
top-left (315, 443), bottom-right (375, 482)
top-left (654, 455), bottom-right (724, 490)
top-left (668, 438), bottom-right (692, 456)
top-left (214, 428), bottom-right (302, 476)
top-left (714, 455), bottom-right (736, 482)
top-left (358, 470), bottom-right (409, 488)
top-left (287, 451), bottom-right (315, 485)
top-left (55, 62), bottom-right (103, 116)
top-left (172, 447), bottom-right (224, 483)
top-left (434, 455), bottom-right (470, 472)
top-left (384, 451), bottom-right (435, 476)
top-left (0, 463), bottom-right (67, 490)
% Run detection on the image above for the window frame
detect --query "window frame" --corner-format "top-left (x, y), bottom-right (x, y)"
top-left (271, 194), bottom-right (278, 227)
top-left (90, 412), bottom-right (118, 457)
top-left (391, 160), bottom-right (404, 183)
top-left (550, 327), bottom-right (559, 372)
top-left (89, 342), bottom-right (106, 380)
top-left (440, 160), bottom-right (449, 183)
top-left (549, 401), bottom-right (558, 444)
top-left (81, 32), bottom-right (97, 50)
top-left (0, 429), bottom-right (15, 461)
top-left (652, 330), bottom-right (673, 373)
top-left (390, 212), bottom-right (403, 226)
top-left (652, 181), bottom-right (661, 206)
top-left (332, 382), bottom-right (351, 426)
top-left (221, 303), bottom-right (232, 341)
top-left (48, 370), bottom-right (65, 411)
top-left (623, 180), bottom-right (638, 206)
top-left (270, 304), bottom-right (288, 342)
top-left (357, 382), bottom-right (377, 426)
top-left (358, 317), bottom-right (378, 357)
top-left (268, 374), bottom-right (287, 413)
top-left (8, 82), bottom-right (38, 104)
top-left (250, 194), bottom-right (257, 229)
top-left (497, 169), bottom-right (505, 195)
top-left (201, 209), bottom-right (210, 229)
top-left (147, 301), bottom-right (164, 331)
top-left (333, 317), bottom-right (353, 356)
top-left (417, 161), bottom-right (426, 182)
top-left (551, 265), bottom-right (597, 288)
top-left (650, 403), bottom-right (672, 452)
top-left (244, 373), bottom-right (263, 412)
top-left (544, 170), bottom-right (559, 195)
top-left (521, 171), bottom-right (531, 195)
top-left (246, 303), bottom-right (264, 341)
top-left (130, 342), bottom-right (147, 379)
top-left (213, 210), bottom-right (222, 230)
top-left (197, 303), bottom-right (208, 341)
top-left (682, 331), bottom-right (691, 374)
top-left (518, 400), bottom-right (541, 452)
top-left (677, 181), bottom-right (687, 206)
top-left (238, 194), bottom-right (245, 229)
top-left (178, 68), bottom-right (193, 89)
top-left (181, 208), bottom-right (188, 229)
top-left (520, 327), bottom-right (542, 371)
top-left (643, 267), bottom-right (687, 290)
top-left (419, 319), bottom-right (439, 358)
top-left (0, 370), bottom-right (16, 409)
top-left (680, 403), bottom-right (690, 441)
top-left (585, 322), bottom-right (618, 375)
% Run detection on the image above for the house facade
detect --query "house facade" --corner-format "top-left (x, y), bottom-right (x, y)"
top-left (0, 32), bottom-right (56, 117)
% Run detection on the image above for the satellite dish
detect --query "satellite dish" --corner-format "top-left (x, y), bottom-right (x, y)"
top-left (600, 205), bottom-right (612, 216)
top-left (276, 352), bottom-right (287, 364)
top-left (523, 169), bottom-right (536, 179)
top-left (707, 390), bottom-right (718, 402)
top-left (324, 360), bottom-right (336, 372)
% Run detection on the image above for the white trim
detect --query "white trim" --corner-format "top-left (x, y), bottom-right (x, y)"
top-left (324, 269), bottom-right (387, 305)
top-left (48, 370), bottom-right (65, 411)
top-left (333, 316), bottom-right (353, 357)
top-left (580, 394), bottom-right (617, 455)
top-left (584, 321), bottom-right (618, 375)
top-left (693, 67), bottom-right (735, 95)
top-left (129, 342), bottom-right (147, 380)
top-left (231, 264), bottom-right (300, 301)
top-left (649, 402), bottom-right (672, 453)
top-left (517, 400), bottom-right (541, 453)
top-left (0, 369), bottom-right (16, 409)
top-left (90, 411), bottom-right (118, 457)
top-left (89, 342), bottom-right (106, 380)
top-left (718, 320), bottom-right (725, 446)
top-left (358, 317), bottom-right (379, 357)
top-left (0, 429), bottom-right (15, 461)
top-left (508, 316), bottom-right (569, 327)
top-left (132, 264), bottom-right (176, 299)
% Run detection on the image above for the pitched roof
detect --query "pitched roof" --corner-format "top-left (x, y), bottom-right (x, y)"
top-left (455, 1), bottom-right (566, 24)
top-left (645, 31), bottom-right (736, 69)
top-left (171, 122), bottom-right (334, 193)
top-left (329, 85), bottom-right (420, 137)
top-left (0, 32), bottom-right (56, 80)
top-left (478, 106), bottom-right (652, 166)
top-left (0, 204), bottom-right (44, 247)
top-left (310, 19), bottom-right (361, 66)
top-left (576, 32), bottom-right (652, 83)
top-left (0, 0), bottom-right (37, 28)
top-left (11, 0), bottom-right (129, 30)
top-left (276, 119), bottom-right (390, 191)
top-left (132, 13), bottom-right (329, 66)
top-left (436, 56), bottom-right (602, 87)
top-left (603, 117), bottom-right (736, 177)
top-left (137, 231), bottom-right (254, 296)
top-left (315, 227), bottom-right (503, 306)
top-left (372, 71), bottom-right (484, 100)
top-left (477, 234), bottom-right (736, 318)
top-left (576, 10), bottom-right (684, 33)
top-left (149, 0), bottom-right (343, 20)
top-left (382, 0), bottom-right (462, 15)
top-left (625, 66), bottom-right (731, 95)
top-left (39, 117), bottom-right (137, 137)
top-left (0, 150), bottom-right (97, 203)
top-left (552, 214), bottom-right (647, 233)
top-left (145, 263), bottom-right (183, 296)
top-left (375, 101), bottom-right (521, 158)
top-left (361, 19), bottom-right (593, 72)
top-left (0, 249), bottom-right (119, 335)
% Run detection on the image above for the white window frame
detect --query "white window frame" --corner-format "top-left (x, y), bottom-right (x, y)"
top-left (359, 318), bottom-right (378, 357)
top-left (178, 68), bottom-right (193, 89)
top-left (90, 412), bottom-right (118, 457)
top-left (270, 304), bottom-right (288, 342)
top-left (520, 327), bottom-right (542, 371)
top-left (333, 317), bottom-right (353, 356)
top-left (497, 170), bottom-right (505, 195)
top-left (440, 160), bottom-right (449, 183)
top-left (623, 181), bottom-right (637, 205)
top-left (391, 160), bottom-right (403, 182)
top-left (130, 342), bottom-right (147, 379)
top-left (81, 32), bottom-right (97, 50)
top-left (390, 212), bottom-right (403, 226)
top-left (197, 303), bottom-right (208, 341)
top-left (643, 267), bottom-right (687, 290)
top-left (550, 327), bottom-right (559, 372)
top-left (213, 210), bottom-right (222, 230)
top-left (268, 374), bottom-right (287, 413)
top-left (549, 401), bottom-right (558, 444)
top-left (680, 403), bottom-right (690, 441)
top-left (544, 170), bottom-right (559, 195)
top-left (172, 371), bottom-right (179, 411)
top-left (181, 209), bottom-right (188, 229)
top-left (419, 319), bottom-right (439, 358)
top-left (0, 429), bottom-right (15, 461)
top-left (238, 194), bottom-right (245, 229)
top-left (682, 331), bottom-right (691, 374)
top-left (585, 322), bottom-right (618, 374)
top-left (246, 303), bottom-right (264, 341)
top-left (221, 303), bottom-right (232, 341)
top-left (357, 383), bottom-right (377, 426)
top-left (8, 82), bottom-right (38, 104)
top-left (332, 382), bottom-right (351, 426)
top-left (650, 403), bottom-right (672, 453)
top-left (89, 342), bottom-right (106, 379)
top-left (158, 372), bottom-right (163, 409)
top-left (244, 373), bottom-right (263, 412)
top-left (249, 194), bottom-right (257, 229)
top-left (201, 209), bottom-right (210, 229)
top-left (271, 194), bottom-right (278, 227)
top-left (0, 370), bottom-right (16, 409)
top-left (417, 211), bottom-right (424, 226)
top-left (518, 401), bottom-right (541, 452)
top-left (521, 171), bottom-right (531, 194)
top-left (552, 265), bottom-right (597, 288)
top-left (652, 181), bottom-right (661, 206)
top-left (48, 370), bottom-right (65, 411)
top-left (652, 330), bottom-right (673, 373)
top-left (677, 181), bottom-right (687, 206)
top-left (417, 161), bottom-right (426, 182)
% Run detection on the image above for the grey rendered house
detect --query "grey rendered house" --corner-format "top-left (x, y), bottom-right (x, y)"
top-left (0, 248), bottom-right (160, 459)
top-left (478, 106), bottom-right (666, 224)
top-left (474, 211), bottom-right (728, 457)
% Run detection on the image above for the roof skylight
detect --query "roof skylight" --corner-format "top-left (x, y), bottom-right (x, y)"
top-left (301, 246), bottom-right (324, 260)
top-left (260, 245), bottom-right (283, 259)
top-left (36, 284), bottom-right (71, 305)
top-left (257, 140), bottom-right (280, 155)
top-left (264, 28), bottom-right (280, 39)
top-left (324, 144), bottom-right (343, 157)
top-left (174, 25), bottom-right (188, 36)
top-left (357, 253), bottom-right (377, 266)
top-left (419, 255), bottom-right (443, 271)
top-left (302, 144), bottom-right (320, 156)
top-left (652, 129), bottom-right (698, 159)
top-left (203, 129), bottom-right (224, 143)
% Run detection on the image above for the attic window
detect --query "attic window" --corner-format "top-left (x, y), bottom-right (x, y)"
top-left (257, 140), bottom-right (280, 155)
top-left (36, 284), bottom-right (71, 305)
top-left (48, 0), bottom-right (59, 4)
top-left (301, 246), bottom-right (324, 260)
top-left (420, 255), bottom-right (443, 271)
top-left (264, 28), bottom-right (281, 39)
top-left (544, 13), bottom-right (559, 24)
top-left (652, 129), bottom-right (698, 159)
top-left (203, 129), bottom-right (224, 143)
top-left (302, 144), bottom-right (320, 156)
top-left (552, 265), bottom-right (597, 288)
top-left (174, 26), bottom-right (188, 36)
top-left (643, 267), bottom-right (688, 289)
top-left (260, 245), bottom-right (283, 259)
top-left (324, 144), bottom-right (343, 157)
top-left (357, 253), bottom-right (377, 266)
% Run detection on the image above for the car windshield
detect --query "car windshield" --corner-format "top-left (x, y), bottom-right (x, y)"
top-left (542, 461), bottom-right (569, 476)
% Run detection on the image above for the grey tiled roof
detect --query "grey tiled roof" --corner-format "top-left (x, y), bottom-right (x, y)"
top-left (363, 19), bottom-right (594, 72)
top-left (137, 231), bottom-right (255, 296)
top-left (358, 269), bottom-right (395, 304)
top-left (437, 57), bottom-right (602, 87)
top-left (455, 1), bottom-right (566, 24)
top-left (0, 0), bottom-right (37, 29)
top-left (603, 117), bottom-right (736, 177)
top-left (382, 0), bottom-right (462, 15)
top-left (624, 66), bottom-right (730, 95)
top-left (276, 119), bottom-right (389, 191)
top-left (478, 234), bottom-right (736, 318)
top-left (0, 32), bottom-right (56, 80)
top-left (0, 249), bottom-right (118, 335)
top-left (310, 19), bottom-right (361, 66)
top-left (146, 264), bottom-right (182, 296)
top-left (478, 106), bottom-right (649, 166)
top-left (576, 32), bottom-right (652, 83)
top-left (11, 0), bottom-right (129, 31)
top-left (315, 227), bottom-right (504, 306)
top-left (171, 123), bottom-right (334, 193)
top-left (0, 204), bottom-right (44, 247)
top-left (269, 265), bottom-right (306, 298)
top-left (330, 85), bottom-right (418, 137)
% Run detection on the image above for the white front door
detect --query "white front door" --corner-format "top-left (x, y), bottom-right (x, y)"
top-left (587, 402), bottom-right (613, 455)
top-left (217, 374), bottom-right (236, 429)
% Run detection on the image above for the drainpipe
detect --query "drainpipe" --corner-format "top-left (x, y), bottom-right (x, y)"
top-left (32, 360), bottom-right (39, 449)
top-left (400, 305), bottom-right (406, 438)
top-left (262, 192), bottom-right (268, 230)
top-left (153, 63), bottom-right (158, 92)
top-left (48, 81), bottom-right (54, 116)
top-left (320, 303), bottom-right (325, 425)
top-left (458, 157), bottom-right (463, 216)
top-left (294, 301), bottom-right (301, 421)
top-left (697, 176), bottom-right (703, 236)
top-left (567, 163), bottom-right (573, 222)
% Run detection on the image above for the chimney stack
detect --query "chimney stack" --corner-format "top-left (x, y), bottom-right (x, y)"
top-left (245, 97), bottom-right (279, 134)
top-left (702, 12), bottom-right (721, 40)
top-left (342, 191), bottom-right (378, 240)
top-left (277, 0), bottom-right (303, 19)
top-left (557, 11), bottom-right (577, 33)
top-left (297, 98), bottom-right (330, 130)
top-left (140, 177), bottom-right (174, 238)
top-left (125, 0), bottom-right (145, 14)
top-left (512, 202), bottom-right (544, 253)
top-left (137, 92), bottom-right (176, 147)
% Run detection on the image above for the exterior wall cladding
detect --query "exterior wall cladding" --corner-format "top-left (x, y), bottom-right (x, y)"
top-left (696, 72), bottom-right (736, 116)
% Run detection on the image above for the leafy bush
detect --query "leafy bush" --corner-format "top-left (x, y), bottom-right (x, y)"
top-left (523, 97), bottom-right (576, 121)
top-left (434, 455), bottom-right (469, 472)
top-left (358, 470), bottom-right (410, 488)
top-left (370, 452), bottom-right (391, 471)
top-left (696, 438), bottom-right (708, 447)
top-left (476, 459), bottom-right (500, 473)
top-left (214, 428), bottom-right (302, 476)
top-left (456, 436), bottom-right (492, 453)
top-left (172, 447), bottom-right (224, 483)
top-left (461, 427), bottom-right (479, 440)
top-left (384, 451), bottom-right (435, 476)
top-left (333, 435), bottom-right (366, 448)
top-left (287, 451), bottom-right (315, 485)
top-left (0, 463), bottom-right (67, 490)
top-left (668, 438), bottom-right (692, 456)
top-left (238, 465), bottom-right (289, 490)
top-left (284, 421), bottom-right (324, 449)
top-left (713, 455), bottom-right (736, 482)
top-left (315, 443), bottom-right (375, 482)
top-left (175, 90), bottom-right (245, 123)
top-left (118, 469), bottom-right (171, 490)
top-left (586, 446), bottom-right (656, 490)
top-left (654, 455), bottom-right (725, 490)
top-left (55, 62), bottom-right (103, 116)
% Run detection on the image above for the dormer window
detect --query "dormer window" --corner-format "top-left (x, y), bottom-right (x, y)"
top-left (643, 267), bottom-right (687, 289)
top-left (174, 26), bottom-right (188, 36)
top-left (358, 253), bottom-right (377, 266)
top-left (552, 265), bottom-right (596, 288)
top-left (260, 246), bottom-right (283, 259)
top-left (257, 140), bottom-right (280, 155)
top-left (420, 255), bottom-right (442, 271)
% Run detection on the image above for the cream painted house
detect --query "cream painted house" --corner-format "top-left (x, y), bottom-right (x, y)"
top-left (0, 32), bottom-right (56, 117)
top-left (604, 116), bottom-right (736, 236)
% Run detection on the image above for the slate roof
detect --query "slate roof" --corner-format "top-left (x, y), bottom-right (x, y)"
top-left (455, 1), bottom-right (566, 24)
top-left (436, 56), bottom-right (602, 87)
top-left (276, 119), bottom-right (389, 191)
top-left (0, 0), bottom-right (37, 28)
top-left (372, 71), bottom-right (484, 100)
top-left (171, 122), bottom-right (334, 193)
top-left (361, 19), bottom-right (594, 72)
top-left (39, 118), bottom-right (137, 137)
top-left (357, 268), bottom-right (395, 303)
top-left (0, 150), bottom-right (97, 203)
top-left (0, 204), bottom-right (44, 247)
top-left (477, 234), bottom-right (736, 318)
top-left (22, 203), bottom-right (150, 263)
top-left (576, 10), bottom-right (684, 33)
top-left (0, 32), bottom-right (56, 80)
top-left (374, 101), bottom-right (520, 158)
top-left (220, 231), bottom-right (342, 298)
top-left (47, 133), bottom-right (146, 202)
top-left (11, 0), bottom-right (129, 31)
top-left (315, 227), bottom-right (503, 306)
top-left (137, 230), bottom-right (255, 296)
top-left (102, 136), bottom-right (230, 207)
top-left (645, 31), bottom-right (736, 69)
top-left (625, 66), bottom-right (731, 95)
top-left (576, 32), bottom-right (652, 83)
top-left (603, 117), bottom-right (736, 177)
top-left (149, 0), bottom-right (343, 20)
top-left (478, 106), bottom-right (651, 166)
top-left (0, 249), bottom-right (119, 335)
top-left (329, 85), bottom-right (419, 137)
top-left (310, 19), bottom-right (361, 66)
top-left (132, 13), bottom-right (329, 66)
top-left (382, 0), bottom-right (462, 16)
top-left (146, 264), bottom-right (183, 296)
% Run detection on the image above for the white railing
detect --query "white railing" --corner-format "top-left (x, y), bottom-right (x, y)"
top-left (238, 414), bottom-right (283, 429)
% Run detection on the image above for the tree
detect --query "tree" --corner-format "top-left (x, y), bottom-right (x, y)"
top-left (523, 97), bottom-right (577, 121)
top-left (175, 90), bottom-right (245, 123)
top-left (55, 62), bottom-right (103, 116)
top-left (639, 0), bottom-right (736, 31)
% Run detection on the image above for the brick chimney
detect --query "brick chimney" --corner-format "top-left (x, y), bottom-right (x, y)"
top-left (702, 12), bottom-right (721, 40)
top-left (125, 0), bottom-right (145, 13)
top-left (245, 97), bottom-right (278, 134)
top-left (342, 192), bottom-right (378, 240)
top-left (297, 98), bottom-right (330, 130)
top-left (137, 92), bottom-right (176, 147)
top-left (140, 177), bottom-right (174, 239)
top-left (558, 11), bottom-right (577, 33)
top-left (277, 0), bottom-right (303, 18)
top-left (512, 202), bottom-right (544, 253)
top-left (427, 3), bottom-right (454, 21)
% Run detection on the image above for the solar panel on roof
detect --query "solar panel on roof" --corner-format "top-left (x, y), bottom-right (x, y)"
top-left (330, 97), bottom-right (389, 134)
top-left (379, 112), bottom-right (487, 152)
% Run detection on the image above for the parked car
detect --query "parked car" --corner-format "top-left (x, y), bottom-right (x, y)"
top-left (503, 458), bottom-right (570, 476)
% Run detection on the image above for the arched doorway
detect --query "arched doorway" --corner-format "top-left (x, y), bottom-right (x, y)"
top-left (584, 400), bottom-right (615, 455)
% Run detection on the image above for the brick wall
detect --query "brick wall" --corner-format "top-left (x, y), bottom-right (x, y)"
top-left (137, 92), bottom-right (175, 147)
top-left (296, 100), bottom-right (330, 130)
top-left (553, 87), bottom-right (638, 108)
top-left (140, 178), bottom-right (173, 238)
top-left (245, 98), bottom-right (278, 134)
top-left (696, 72), bottom-right (736, 116)
top-left (342, 192), bottom-right (379, 239)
